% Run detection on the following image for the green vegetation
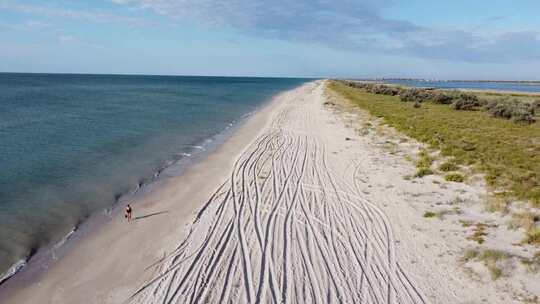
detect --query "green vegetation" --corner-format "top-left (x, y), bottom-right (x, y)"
top-left (485, 196), bottom-right (511, 214)
top-left (328, 81), bottom-right (540, 206)
top-left (416, 150), bottom-right (434, 168)
top-left (423, 209), bottom-right (458, 220)
top-left (414, 150), bottom-right (434, 177)
top-left (459, 219), bottom-right (474, 227)
top-left (445, 173), bottom-right (465, 183)
top-left (423, 211), bottom-right (436, 218)
top-left (439, 161), bottom-right (459, 172)
top-left (467, 223), bottom-right (489, 244)
top-left (524, 228), bottom-right (540, 245)
top-left (463, 248), bottom-right (509, 280)
top-left (508, 211), bottom-right (540, 230)
top-left (343, 81), bottom-right (538, 124)
top-left (415, 168), bottom-right (433, 178)
top-left (520, 251), bottom-right (540, 273)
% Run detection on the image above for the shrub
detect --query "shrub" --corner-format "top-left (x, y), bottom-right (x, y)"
top-left (341, 81), bottom-right (536, 125)
top-left (423, 211), bottom-right (436, 218)
top-left (400, 89), bottom-right (425, 103)
top-left (532, 99), bottom-right (540, 110)
top-left (445, 173), bottom-right (465, 182)
top-left (430, 91), bottom-right (455, 104)
top-left (415, 168), bottom-right (434, 177)
top-left (368, 85), bottom-right (403, 96)
top-left (416, 151), bottom-right (434, 168)
top-left (486, 99), bottom-right (536, 124)
top-left (451, 94), bottom-right (486, 111)
top-left (512, 109), bottom-right (536, 124)
top-left (524, 228), bottom-right (540, 245)
top-left (439, 161), bottom-right (459, 172)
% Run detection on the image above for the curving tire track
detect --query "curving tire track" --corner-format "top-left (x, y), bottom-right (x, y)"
top-left (128, 82), bottom-right (428, 304)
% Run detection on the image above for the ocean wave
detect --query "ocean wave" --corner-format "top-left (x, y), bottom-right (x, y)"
top-left (0, 259), bottom-right (27, 285)
top-left (53, 226), bottom-right (77, 250)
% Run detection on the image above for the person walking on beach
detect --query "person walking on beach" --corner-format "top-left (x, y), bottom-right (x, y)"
top-left (125, 204), bottom-right (133, 222)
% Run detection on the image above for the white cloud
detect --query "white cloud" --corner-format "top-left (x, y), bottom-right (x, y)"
top-left (57, 35), bottom-right (106, 50)
top-left (0, 2), bottom-right (147, 26)
top-left (110, 0), bottom-right (540, 63)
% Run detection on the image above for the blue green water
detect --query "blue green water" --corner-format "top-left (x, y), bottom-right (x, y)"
top-left (0, 73), bottom-right (308, 280)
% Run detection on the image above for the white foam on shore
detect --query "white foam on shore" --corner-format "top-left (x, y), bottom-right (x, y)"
top-left (0, 260), bottom-right (27, 285)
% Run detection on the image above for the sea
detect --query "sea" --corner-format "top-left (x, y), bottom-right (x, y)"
top-left (0, 73), bottom-right (309, 283)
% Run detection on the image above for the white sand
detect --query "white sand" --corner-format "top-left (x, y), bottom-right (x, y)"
top-left (2, 81), bottom-right (533, 303)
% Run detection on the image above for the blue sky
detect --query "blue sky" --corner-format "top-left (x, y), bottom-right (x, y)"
top-left (1, 0), bottom-right (539, 79)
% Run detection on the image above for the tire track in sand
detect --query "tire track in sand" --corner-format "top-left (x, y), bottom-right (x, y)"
top-left (128, 81), bottom-right (428, 304)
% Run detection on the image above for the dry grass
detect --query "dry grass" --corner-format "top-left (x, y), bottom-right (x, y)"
top-left (423, 208), bottom-right (460, 220)
top-left (524, 228), bottom-right (540, 245)
top-left (508, 211), bottom-right (540, 230)
top-left (439, 161), bottom-right (459, 172)
top-left (445, 173), bottom-right (465, 183)
top-left (520, 251), bottom-right (540, 273)
top-left (485, 195), bottom-right (511, 214)
top-left (466, 223), bottom-right (490, 244)
top-left (463, 248), bottom-right (509, 280)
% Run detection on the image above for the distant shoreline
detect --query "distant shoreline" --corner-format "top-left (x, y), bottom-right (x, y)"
top-left (344, 79), bottom-right (540, 95)
top-left (352, 78), bottom-right (540, 84)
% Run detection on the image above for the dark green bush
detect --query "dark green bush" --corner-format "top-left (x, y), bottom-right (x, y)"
top-left (451, 94), bottom-right (486, 111)
top-left (400, 89), bottom-right (425, 103)
top-left (532, 100), bottom-right (540, 110)
top-left (341, 81), bottom-right (536, 124)
top-left (445, 173), bottom-right (465, 182)
top-left (486, 99), bottom-right (536, 124)
top-left (415, 168), bottom-right (434, 177)
top-left (430, 91), bottom-right (455, 104)
top-left (439, 161), bottom-right (459, 172)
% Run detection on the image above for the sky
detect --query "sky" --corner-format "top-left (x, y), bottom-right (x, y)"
top-left (1, 0), bottom-right (539, 80)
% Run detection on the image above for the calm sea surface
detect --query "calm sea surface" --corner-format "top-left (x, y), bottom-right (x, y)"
top-left (383, 79), bottom-right (540, 93)
top-left (0, 73), bottom-right (308, 280)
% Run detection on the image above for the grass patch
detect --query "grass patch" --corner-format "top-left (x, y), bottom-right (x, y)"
top-left (445, 173), bottom-right (465, 183)
top-left (463, 248), bottom-right (509, 280)
top-left (328, 81), bottom-right (540, 206)
top-left (485, 196), bottom-right (511, 214)
top-left (416, 150), bottom-right (434, 168)
top-left (520, 251), bottom-right (540, 273)
top-left (423, 211), bottom-right (436, 218)
top-left (524, 228), bottom-right (540, 245)
top-left (466, 223), bottom-right (490, 244)
top-left (415, 168), bottom-right (434, 178)
top-left (508, 211), bottom-right (540, 230)
top-left (423, 209), bottom-right (458, 220)
top-left (439, 161), bottom-right (459, 172)
top-left (459, 219), bottom-right (474, 227)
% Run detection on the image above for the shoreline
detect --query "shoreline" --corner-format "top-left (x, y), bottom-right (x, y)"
top-left (2, 79), bottom-right (532, 303)
top-left (0, 105), bottom-right (253, 286)
top-left (0, 112), bottom-right (244, 285)
top-left (347, 79), bottom-right (540, 95)
top-left (0, 83), bottom-right (303, 302)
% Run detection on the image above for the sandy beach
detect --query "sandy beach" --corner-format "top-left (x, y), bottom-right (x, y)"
top-left (1, 81), bottom-right (534, 303)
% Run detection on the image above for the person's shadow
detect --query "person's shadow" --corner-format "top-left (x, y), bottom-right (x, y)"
top-left (133, 211), bottom-right (169, 221)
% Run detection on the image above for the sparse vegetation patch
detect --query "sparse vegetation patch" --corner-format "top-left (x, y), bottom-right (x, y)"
top-left (445, 173), bottom-right (465, 183)
top-left (463, 248), bottom-right (509, 280)
top-left (328, 81), bottom-right (540, 206)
